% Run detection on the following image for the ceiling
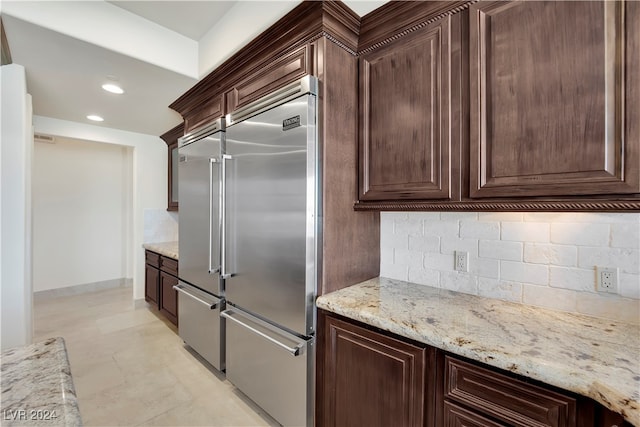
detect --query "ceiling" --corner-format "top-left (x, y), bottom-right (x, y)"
top-left (1, 1), bottom-right (387, 137)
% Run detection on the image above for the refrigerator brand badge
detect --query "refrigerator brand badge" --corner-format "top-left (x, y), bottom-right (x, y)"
top-left (282, 115), bottom-right (301, 131)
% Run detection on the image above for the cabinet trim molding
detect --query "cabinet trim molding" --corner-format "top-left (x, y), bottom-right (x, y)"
top-left (169, 1), bottom-right (359, 119)
top-left (358, 0), bottom-right (475, 54)
top-left (354, 199), bottom-right (640, 212)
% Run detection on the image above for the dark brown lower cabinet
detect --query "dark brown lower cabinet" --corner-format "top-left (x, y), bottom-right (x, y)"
top-left (144, 251), bottom-right (161, 306)
top-left (317, 310), bottom-right (630, 427)
top-left (144, 250), bottom-right (178, 327)
top-left (159, 271), bottom-right (178, 326)
top-left (318, 311), bottom-right (435, 427)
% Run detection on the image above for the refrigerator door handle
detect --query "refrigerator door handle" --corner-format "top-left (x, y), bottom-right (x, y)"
top-left (221, 154), bottom-right (233, 279)
top-left (208, 158), bottom-right (220, 275)
top-left (173, 284), bottom-right (219, 309)
top-left (221, 309), bottom-right (304, 357)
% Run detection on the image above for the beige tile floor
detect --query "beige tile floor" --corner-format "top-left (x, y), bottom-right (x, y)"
top-left (33, 286), bottom-right (280, 427)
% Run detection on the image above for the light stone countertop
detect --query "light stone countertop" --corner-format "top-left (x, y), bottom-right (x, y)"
top-left (316, 277), bottom-right (640, 426)
top-left (0, 337), bottom-right (82, 426)
top-left (142, 241), bottom-right (179, 260)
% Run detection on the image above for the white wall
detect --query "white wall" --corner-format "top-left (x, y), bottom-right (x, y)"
top-left (381, 212), bottom-right (640, 324)
top-left (1, 64), bottom-right (34, 350)
top-left (198, 1), bottom-right (300, 77)
top-left (32, 137), bottom-right (131, 291)
top-left (33, 116), bottom-right (166, 300)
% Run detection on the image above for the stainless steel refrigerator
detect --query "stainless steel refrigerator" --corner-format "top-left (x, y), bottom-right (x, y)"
top-left (220, 76), bottom-right (318, 427)
top-left (176, 119), bottom-right (225, 372)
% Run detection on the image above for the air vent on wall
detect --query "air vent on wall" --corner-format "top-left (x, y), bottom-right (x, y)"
top-left (34, 133), bottom-right (55, 144)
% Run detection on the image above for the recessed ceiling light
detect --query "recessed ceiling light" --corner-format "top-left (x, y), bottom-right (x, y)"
top-left (87, 115), bottom-right (104, 122)
top-left (102, 83), bottom-right (124, 94)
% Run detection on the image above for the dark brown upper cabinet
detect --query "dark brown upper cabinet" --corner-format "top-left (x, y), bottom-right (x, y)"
top-left (168, 1), bottom-right (380, 296)
top-left (160, 123), bottom-right (184, 211)
top-left (359, 14), bottom-right (462, 201)
top-left (225, 45), bottom-right (312, 114)
top-left (353, 0), bottom-right (640, 211)
top-left (469, 0), bottom-right (640, 199)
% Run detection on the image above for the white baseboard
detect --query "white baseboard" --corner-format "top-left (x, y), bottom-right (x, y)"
top-left (34, 278), bottom-right (132, 300)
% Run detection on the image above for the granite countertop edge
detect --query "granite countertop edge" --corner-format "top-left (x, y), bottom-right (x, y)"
top-left (142, 241), bottom-right (179, 260)
top-left (0, 337), bottom-right (82, 426)
top-left (316, 277), bottom-right (640, 426)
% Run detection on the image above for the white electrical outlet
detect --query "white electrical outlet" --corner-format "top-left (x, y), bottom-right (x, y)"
top-left (596, 266), bottom-right (619, 293)
top-left (454, 251), bottom-right (468, 272)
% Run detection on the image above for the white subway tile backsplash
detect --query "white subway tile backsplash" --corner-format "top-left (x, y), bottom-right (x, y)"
top-left (409, 235), bottom-right (440, 253)
top-left (619, 274), bottom-right (640, 299)
top-left (479, 240), bottom-right (523, 261)
top-left (501, 261), bottom-right (549, 285)
top-left (549, 266), bottom-right (595, 292)
top-left (441, 212), bottom-right (478, 221)
top-left (380, 263), bottom-right (408, 281)
top-left (441, 237), bottom-right (479, 255)
top-left (550, 222), bottom-right (610, 246)
top-left (522, 284), bottom-right (577, 312)
top-left (523, 243), bottom-right (577, 266)
top-left (380, 212), bottom-right (640, 323)
top-left (478, 278), bottom-right (522, 303)
top-left (502, 222), bottom-right (550, 243)
top-left (424, 253), bottom-right (456, 271)
top-left (576, 293), bottom-right (640, 324)
top-left (381, 225), bottom-right (408, 250)
top-left (394, 248), bottom-right (423, 267)
top-left (380, 246), bottom-right (394, 264)
top-left (143, 209), bottom-right (178, 243)
top-left (395, 217), bottom-right (423, 236)
top-left (470, 257), bottom-right (500, 279)
top-left (408, 267), bottom-right (440, 287)
top-left (610, 223), bottom-right (640, 249)
top-left (424, 220), bottom-right (459, 237)
top-left (440, 271), bottom-right (478, 294)
top-left (578, 247), bottom-right (640, 274)
top-left (478, 212), bottom-right (524, 222)
top-left (460, 221), bottom-right (500, 240)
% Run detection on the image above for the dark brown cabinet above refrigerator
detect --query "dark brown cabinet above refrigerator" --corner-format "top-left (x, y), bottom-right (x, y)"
top-left (160, 123), bottom-right (184, 212)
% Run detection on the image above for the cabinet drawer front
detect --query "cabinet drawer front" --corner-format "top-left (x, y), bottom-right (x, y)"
top-left (160, 256), bottom-right (179, 276)
top-left (444, 356), bottom-right (577, 427)
top-left (225, 45), bottom-right (310, 114)
top-left (444, 401), bottom-right (507, 427)
top-left (145, 251), bottom-right (161, 268)
top-left (184, 95), bottom-right (224, 135)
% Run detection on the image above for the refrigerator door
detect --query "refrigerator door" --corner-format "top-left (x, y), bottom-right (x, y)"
top-left (221, 306), bottom-right (313, 427)
top-left (174, 282), bottom-right (224, 371)
top-left (224, 92), bottom-right (318, 337)
top-left (178, 126), bottom-right (223, 296)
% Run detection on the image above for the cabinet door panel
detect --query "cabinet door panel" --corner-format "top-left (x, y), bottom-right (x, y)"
top-left (322, 315), bottom-right (426, 427)
top-left (184, 94), bottom-right (224, 135)
top-left (359, 16), bottom-right (453, 201)
top-left (160, 271), bottom-right (178, 326)
top-left (225, 46), bottom-right (310, 114)
top-left (144, 264), bottom-right (159, 307)
top-left (470, 1), bottom-right (639, 198)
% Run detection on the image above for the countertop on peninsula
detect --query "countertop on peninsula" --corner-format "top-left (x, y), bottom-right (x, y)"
top-left (0, 337), bottom-right (82, 426)
top-left (316, 277), bottom-right (640, 426)
top-left (142, 241), bottom-right (178, 260)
